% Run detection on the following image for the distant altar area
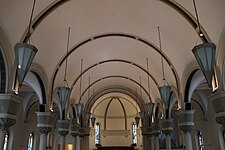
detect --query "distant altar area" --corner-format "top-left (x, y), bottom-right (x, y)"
top-left (97, 146), bottom-right (134, 150)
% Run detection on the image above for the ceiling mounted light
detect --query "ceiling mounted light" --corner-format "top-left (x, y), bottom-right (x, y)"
top-left (76, 102), bottom-right (83, 124)
top-left (192, 43), bottom-right (216, 87)
top-left (192, 0), bottom-right (216, 87)
top-left (157, 26), bottom-right (171, 112)
top-left (14, 43), bottom-right (37, 86)
top-left (58, 86), bottom-right (70, 112)
top-left (146, 102), bottom-right (154, 117)
top-left (91, 116), bottom-right (96, 127)
top-left (14, 0), bottom-right (37, 86)
top-left (135, 116), bottom-right (140, 127)
top-left (57, 27), bottom-right (71, 120)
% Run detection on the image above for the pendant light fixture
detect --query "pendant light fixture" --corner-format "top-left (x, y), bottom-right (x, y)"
top-left (145, 59), bottom-right (155, 125)
top-left (89, 77), bottom-right (96, 127)
top-left (158, 27), bottom-right (171, 113)
top-left (76, 59), bottom-right (84, 124)
top-left (134, 88), bottom-right (140, 127)
top-left (58, 27), bottom-right (71, 119)
top-left (191, 0), bottom-right (216, 88)
top-left (14, 0), bottom-right (38, 86)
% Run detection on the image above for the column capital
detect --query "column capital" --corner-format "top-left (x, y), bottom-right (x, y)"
top-left (36, 112), bottom-right (55, 135)
top-left (70, 120), bottom-right (80, 137)
top-left (208, 91), bottom-right (225, 126)
top-left (209, 90), bottom-right (225, 113)
top-left (39, 127), bottom-right (52, 135)
top-left (141, 126), bottom-right (152, 137)
top-left (79, 126), bottom-right (91, 137)
top-left (160, 118), bottom-right (173, 135)
top-left (151, 119), bottom-right (161, 136)
top-left (176, 109), bottom-right (195, 133)
top-left (57, 119), bottom-right (69, 136)
top-left (0, 93), bottom-right (22, 131)
top-left (0, 118), bottom-right (16, 131)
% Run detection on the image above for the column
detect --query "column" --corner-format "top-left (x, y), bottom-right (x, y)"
top-left (209, 91), bottom-right (225, 150)
top-left (39, 128), bottom-right (50, 150)
top-left (141, 126), bottom-right (148, 150)
top-left (161, 119), bottom-right (173, 150)
top-left (176, 109), bottom-right (195, 150)
top-left (0, 94), bottom-right (22, 150)
top-left (71, 119), bottom-right (80, 150)
top-left (36, 112), bottom-right (55, 150)
top-left (151, 120), bottom-right (161, 150)
top-left (79, 126), bottom-right (90, 150)
top-left (57, 119), bottom-right (69, 150)
top-left (0, 130), bottom-right (6, 149)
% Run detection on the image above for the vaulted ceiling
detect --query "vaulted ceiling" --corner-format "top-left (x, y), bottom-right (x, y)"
top-left (0, 0), bottom-right (225, 109)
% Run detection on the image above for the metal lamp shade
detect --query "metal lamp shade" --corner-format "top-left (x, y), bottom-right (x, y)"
top-left (58, 86), bottom-right (70, 110)
top-left (159, 85), bottom-right (171, 109)
top-left (139, 111), bottom-right (145, 126)
top-left (146, 102), bottom-right (154, 117)
top-left (14, 43), bottom-right (38, 86)
top-left (139, 111), bottom-right (145, 120)
top-left (192, 43), bottom-right (216, 87)
top-left (91, 117), bottom-right (96, 127)
top-left (76, 102), bottom-right (83, 121)
top-left (135, 116), bottom-right (140, 127)
top-left (84, 112), bottom-right (91, 123)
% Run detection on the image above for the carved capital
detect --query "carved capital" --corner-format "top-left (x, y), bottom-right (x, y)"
top-left (209, 91), bottom-right (225, 113)
top-left (0, 118), bottom-right (16, 131)
top-left (176, 110), bottom-right (195, 133)
top-left (38, 127), bottom-right (52, 135)
top-left (161, 119), bottom-right (173, 135)
top-left (151, 122), bottom-right (161, 136)
top-left (58, 130), bottom-right (69, 136)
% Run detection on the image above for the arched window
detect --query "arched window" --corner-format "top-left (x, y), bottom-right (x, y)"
top-left (3, 132), bottom-right (8, 150)
top-left (132, 122), bottom-right (137, 144)
top-left (28, 133), bottom-right (34, 150)
top-left (95, 122), bottom-right (101, 145)
top-left (198, 131), bottom-right (204, 150)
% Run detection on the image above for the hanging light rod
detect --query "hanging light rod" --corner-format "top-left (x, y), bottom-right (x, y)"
top-left (139, 76), bottom-right (142, 98)
top-left (79, 58), bottom-right (83, 102)
top-left (63, 27), bottom-right (71, 87)
top-left (27, 0), bottom-right (36, 42)
top-left (193, 0), bottom-right (203, 37)
top-left (146, 58), bottom-right (151, 100)
top-left (158, 26), bottom-right (166, 83)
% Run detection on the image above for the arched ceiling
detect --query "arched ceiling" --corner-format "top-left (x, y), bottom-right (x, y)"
top-left (0, 0), bottom-right (225, 106)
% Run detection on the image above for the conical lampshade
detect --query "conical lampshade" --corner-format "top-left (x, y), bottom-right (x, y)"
top-left (135, 116), bottom-right (140, 127)
top-left (139, 111), bottom-right (145, 120)
top-left (159, 85), bottom-right (171, 109)
top-left (76, 102), bottom-right (83, 121)
top-left (58, 86), bottom-right (70, 110)
top-left (192, 43), bottom-right (216, 87)
top-left (85, 112), bottom-right (91, 123)
top-left (14, 43), bottom-right (38, 86)
top-left (146, 102), bottom-right (154, 117)
top-left (91, 117), bottom-right (96, 127)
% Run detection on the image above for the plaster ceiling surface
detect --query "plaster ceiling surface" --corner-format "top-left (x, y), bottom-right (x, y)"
top-left (92, 92), bottom-right (138, 118)
top-left (0, 0), bottom-right (225, 106)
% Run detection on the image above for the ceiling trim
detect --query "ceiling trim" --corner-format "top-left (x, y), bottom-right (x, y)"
top-left (52, 33), bottom-right (179, 92)
top-left (85, 86), bottom-right (146, 112)
top-left (21, 0), bottom-right (70, 43)
top-left (160, 0), bottom-right (211, 43)
top-left (79, 75), bottom-right (152, 102)
top-left (92, 95), bottom-right (139, 115)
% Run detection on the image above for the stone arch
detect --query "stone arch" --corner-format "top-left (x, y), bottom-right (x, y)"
top-left (216, 25), bottom-right (225, 90)
top-left (0, 25), bottom-right (14, 93)
top-left (0, 46), bottom-right (6, 93)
